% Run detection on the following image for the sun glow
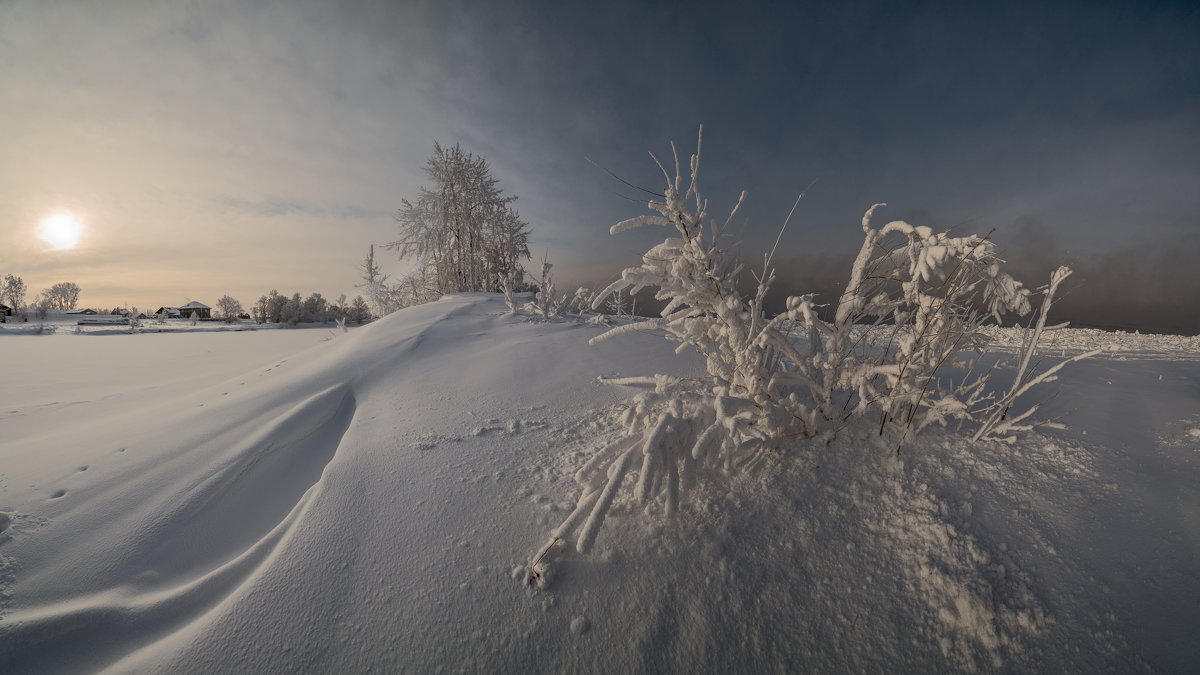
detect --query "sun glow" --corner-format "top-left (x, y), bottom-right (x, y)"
top-left (39, 212), bottom-right (83, 250)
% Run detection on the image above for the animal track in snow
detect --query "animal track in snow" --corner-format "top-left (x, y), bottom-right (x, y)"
top-left (471, 418), bottom-right (549, 437)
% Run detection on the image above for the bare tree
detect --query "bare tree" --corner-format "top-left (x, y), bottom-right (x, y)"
top-left (349, 295), bottom-right (372, 323)
top-left (2, 275), bottom-right (27, 315)
top-left (41, 282), bottom-right (81, 310)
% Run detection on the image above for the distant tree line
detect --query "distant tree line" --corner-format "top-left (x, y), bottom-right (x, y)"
top-left (250, 290), bottom-right (372, 326)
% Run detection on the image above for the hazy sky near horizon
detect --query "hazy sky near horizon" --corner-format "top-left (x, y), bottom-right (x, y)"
top-left (2, 0), bottom-right (1197, 315)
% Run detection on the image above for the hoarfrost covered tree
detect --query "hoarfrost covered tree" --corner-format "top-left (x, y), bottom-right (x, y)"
top-left (287, 293), bottom-right (302, 326)
top-left (127, 307), bottom-right (143, 333)
top-left (266, 290), bottom-right (288, 323)
top-left (302, 293), bottom-right (328, 323)
top-left (482, 204), bottom-right (531, 291)
top-left (525, 130), bottom-right (1097, 584)
top-left (216, 295), bottom-right (243, 323)
top-left (388, 143), bottom-right (531, 297)
top-left (254, 295), bottom-right (269, 324)
top-left (358, 245), bottom-right (403, 316)
top-left (395, 269), bottom-right (436, 308)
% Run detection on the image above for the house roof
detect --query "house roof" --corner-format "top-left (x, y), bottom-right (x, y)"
top-left (179, 301), bottom-right (210, 309)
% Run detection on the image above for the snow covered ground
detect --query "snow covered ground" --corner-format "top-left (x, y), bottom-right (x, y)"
top-left (1, 293), bottom-right (1197, 672)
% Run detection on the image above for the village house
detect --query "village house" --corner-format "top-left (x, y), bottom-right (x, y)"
top-left (153, 301), bottom-right (212, 320)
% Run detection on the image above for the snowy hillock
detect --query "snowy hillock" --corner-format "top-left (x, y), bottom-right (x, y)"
top-left (1, 293), bottom-right (1198, 672)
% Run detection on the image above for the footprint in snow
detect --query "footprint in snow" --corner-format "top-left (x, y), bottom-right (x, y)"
top-left (48, 489), bottom-right (67, 500)
top-left (77, 466), bottom-right (88, 472)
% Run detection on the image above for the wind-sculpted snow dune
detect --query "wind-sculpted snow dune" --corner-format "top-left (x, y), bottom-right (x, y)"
top-left (0, 294), bottom-right (691, 672)
top-left (0, 382), bottom-right (354, 670)
top-left (0, 293), bottom-right (1197, 672)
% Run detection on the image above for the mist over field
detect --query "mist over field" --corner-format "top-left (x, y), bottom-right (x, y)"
top-left (752, 226), bottom-right (1200, 335)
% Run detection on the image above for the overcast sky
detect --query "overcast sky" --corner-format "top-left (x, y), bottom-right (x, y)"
top-left (2, 0), bottom-right (1197, 327)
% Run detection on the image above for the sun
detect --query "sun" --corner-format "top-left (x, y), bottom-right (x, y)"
top-left (39, 212), bottom-right (83, 250)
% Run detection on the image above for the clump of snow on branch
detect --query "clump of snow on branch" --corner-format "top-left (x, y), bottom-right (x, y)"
top-left (528, 129), bottom-right (1096, 580)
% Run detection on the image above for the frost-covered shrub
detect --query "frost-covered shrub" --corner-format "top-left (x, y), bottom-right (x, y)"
top-left (500, 271), bottom-right (519, 315)
top-left (529, 256), bottom-right (566, 318)
top-left (527, 130), bottom-right (1096, 579)
top-left (568, 287), bottom-right (593, 318)
top-left (605, 287), bottom-right (628, 317)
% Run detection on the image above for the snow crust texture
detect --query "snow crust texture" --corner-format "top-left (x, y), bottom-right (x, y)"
top-left (0, 294), bottom-right (1197, 672)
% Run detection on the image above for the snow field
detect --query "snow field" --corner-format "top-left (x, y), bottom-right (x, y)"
top-left (0, 293), bottom-right (1197, 672)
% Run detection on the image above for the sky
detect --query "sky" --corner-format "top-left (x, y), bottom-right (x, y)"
top-left (2, 0), bottom-right (1197, 330)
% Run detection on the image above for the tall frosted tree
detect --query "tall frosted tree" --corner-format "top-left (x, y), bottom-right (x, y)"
top-left (388, 143), bottom-right (531, 296)
top-left (266, 289), bottom-right (288, 323)
top-left (254, 295), bottom-right (269, 324)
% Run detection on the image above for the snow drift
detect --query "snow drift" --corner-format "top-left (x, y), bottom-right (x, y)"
top-left (1, 293), bottom-right (1198, 672)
